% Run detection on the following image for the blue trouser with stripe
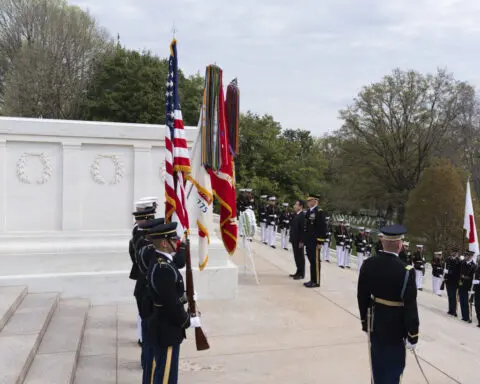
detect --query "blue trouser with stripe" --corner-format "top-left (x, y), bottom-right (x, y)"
top-left (370, 338), bottom-right (405, 384)
top-left (446, 282), bottom-right (458, 315)
top-left (152, 344), bottom-right (180, 384)
top-left (458, 287), bottom-right (471, 321)
top-left (141, 320), bottom-right (154, 384)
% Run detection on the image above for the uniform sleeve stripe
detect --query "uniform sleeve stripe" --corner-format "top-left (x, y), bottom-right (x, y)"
top-left (408, 332), bottom-right (419, 338)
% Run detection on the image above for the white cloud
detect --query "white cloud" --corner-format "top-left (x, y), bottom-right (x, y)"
top-left (70, 0), bottom-right (480, 135)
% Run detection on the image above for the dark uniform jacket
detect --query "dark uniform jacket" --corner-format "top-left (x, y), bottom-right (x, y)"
top-left (431, 259), bottom-right (444, 278)
top-left (357, 251), bottom-right (419, 345)
top-left (266, 205), bottom-right (278, 226)
top-left (146, 251), bottom-right (191, 347)
top-left (473, 265), bottom-right (480, 294)
top-left (258, 205), bottom-right (267, 224)
top-left (279, 211), bottom-right (291, 230)
top-left (289, 211), bottom-right (305, 245)
top-left (374, 240), bottom-right (383, 255)
top-left (459, 259), bottom-right (477, 291)
top-left (129, 224), bottom-right (140, 280)
top-left (355, 233), bottom-right (368, 254)
top-left (303, 206), bottom-right (327, 246)
top-left (335, 225), bottom-right (347, 246)
top-left (399, 249), bottom-right (412, 265)
top-left (412, 251), bottom-right (425, 273)
top-left (444, 255), bottom-right (461, 285)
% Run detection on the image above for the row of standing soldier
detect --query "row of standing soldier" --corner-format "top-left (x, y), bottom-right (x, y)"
top-left (128, 197), bottom-right (202, 384)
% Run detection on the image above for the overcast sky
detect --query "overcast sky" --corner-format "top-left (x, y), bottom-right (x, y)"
top-left (71, 0), bottom-right (480, 136)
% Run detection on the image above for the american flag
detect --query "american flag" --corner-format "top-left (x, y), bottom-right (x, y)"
top-left (164, 39), bottom-right (190, 235)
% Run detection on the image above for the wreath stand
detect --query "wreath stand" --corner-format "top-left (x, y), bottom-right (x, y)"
top-left (240, 233), bottom-right (260, 285)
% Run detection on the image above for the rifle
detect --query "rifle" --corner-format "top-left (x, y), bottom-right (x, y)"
top-left (184, 231), bottom-right (210, 351)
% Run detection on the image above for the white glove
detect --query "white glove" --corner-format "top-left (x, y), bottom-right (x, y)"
top-left (473, 280), bottom-right (480, 285)
top-left (363, 240), bottom-right (367, 244)
top-left (189, 316), bottom-right (202, 328)
top-left (405, 340), bottom-right (416, 350)
top-left (193, 290), bottom-right (198, 301)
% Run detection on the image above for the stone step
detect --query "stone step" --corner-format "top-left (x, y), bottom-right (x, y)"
top-left (0, 285), bottom-right (28, 331)
top-left (23, 299), bottom-right (90, 384)
top-left (73, 305), bottom-right (118, 384)
top-left (0, 292), bottom-right (59, 384)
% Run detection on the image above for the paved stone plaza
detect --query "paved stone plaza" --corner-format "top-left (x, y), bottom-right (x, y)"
top-left (1, 240), bottom-right (480, 383)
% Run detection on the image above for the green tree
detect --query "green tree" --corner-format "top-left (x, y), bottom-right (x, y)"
top-left (80, 46), bottom-right (203, 126)
top-left (404, 160), bottom-right (465, 253)
top-left (1, 0), bottom-right (111, 118)
top-left (235, 112), bottom-right (327, 203)
top-left (338, 68), bottom-right (473, 222)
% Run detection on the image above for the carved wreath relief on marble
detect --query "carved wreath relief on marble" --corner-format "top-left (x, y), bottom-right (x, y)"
top-left (90, 154), bottom-right (125, 185)
top-left (159, 160), bottom-right (167, 182)
top-left (16, 152), bottom-right (53, 185)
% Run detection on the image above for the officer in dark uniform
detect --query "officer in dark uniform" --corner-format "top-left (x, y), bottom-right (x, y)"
top-left (473, 263), bottom-right (480, 327)
top-left (374, 233), bottom-right (383, 256)
top-left (459, 250), bottom-right (476, 323)
top-left (236, 188), bottom-right (247, 216)
top-left (398, 241), bottom-right (411, 265)
top-left (130, 201), bottom-right (157, 347)
top-left (365, 229), bottom-right (374, 258)
top-left (431, 251), bottom-right (444, 296)
top-left (266, 197), bottom-right (278, 248)
top-left (134, 218), bottom-right (165, 382)
top-left (279, 203), bottom-right (291, 250)
top-left (357, 224), bottom-right (419, 384)
top-left (303, 194), bottom-right (327, 288)
top-left (444, 247), bottom-right (461, 317)
top-left (258, 195), bottom-right (268, 244)
top-left (412, 245), bottom-right (426, 290)
top-left (145, 221), bottom-right (201, 384)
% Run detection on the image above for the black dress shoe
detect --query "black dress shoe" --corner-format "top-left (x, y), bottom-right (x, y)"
top-left (293, 275), bottom-right (304, 280)
top-left (138, 339), bottom-right (142, 347)
top-left (283, 248), bottom-right (288, 251)
top-left (271, 245), bottom-right (276, 249)
top-left (418, 288), bottom-right (423, 291)
top-left (303, 281), bottom-right (312, 287)
top-left (339, 266), bottom-right (345, 269)
top-left (305, 283), bottom-right (320, 288)
top-left (477, 324), bottom-right (480, 328)
top-left (346, 266), bottom-right (351, 269)
top-left (289, 273), bottom-right (297, 278)
top-left (326, 260), bottom-right (330, 263)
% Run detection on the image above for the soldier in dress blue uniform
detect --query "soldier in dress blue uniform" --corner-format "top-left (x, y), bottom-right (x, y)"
top-left (444, 247), bottom-right (461, 317)
top-left (458, 250), bottom-right (476, 323)
top-left (134, 218), bottom-right (165, 382)
top-left (412, 245), bottom-right (426, 290)
top-left (431, 251), bottom-right (444, 296)
top-left (258, 195), bottom-right (268, 244)
top-left (357, 224), bottom-right (419, 384)
top-left (266, 197), bottom-right (278, 248)
top-left (279, 203), bottom-right (291, 251)
top-left (130, 200), bottom-right (157, 347)
top-left (302, 194), bottom-right (327, 288)
top-left (145, 221), bottom-right (201, 384)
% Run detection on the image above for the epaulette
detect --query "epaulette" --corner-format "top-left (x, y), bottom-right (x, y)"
top-left (405, 265), bottom-right (413, 270)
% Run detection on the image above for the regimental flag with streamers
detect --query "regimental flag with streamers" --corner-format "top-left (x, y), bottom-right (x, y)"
top-left (186, 99), bottom-right (213, 270)
top-left (464, 178), bottom-right (479, 260)
top-left (201, 65), bottom-right (238, 255)
top-left (164, 39), bottom-right (191, 236)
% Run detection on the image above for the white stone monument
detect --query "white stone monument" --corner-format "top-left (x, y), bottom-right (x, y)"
top-left (0, 117), bottom-right (238, 299)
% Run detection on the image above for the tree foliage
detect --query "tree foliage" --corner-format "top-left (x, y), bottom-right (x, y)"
top-left (404, 160), bottom-right (468, 252)
top-left (0, 0), bottom-right (112, 118)
top-left (80, 45), bottom-right (204, 126)
top-left (235, 112), bottom-right (327, 203)
top-left (327, 69), bottom-right (476, 221)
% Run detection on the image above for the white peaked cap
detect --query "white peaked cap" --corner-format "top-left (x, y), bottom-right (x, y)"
top-left (135, 201), bottom-right (153, 209)
top-left (268, 196), bottom-right (276, 201)
top-left (139, 196), bottom-right (159, 203)
top-left (282, 203), bottom-right (289, 207)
